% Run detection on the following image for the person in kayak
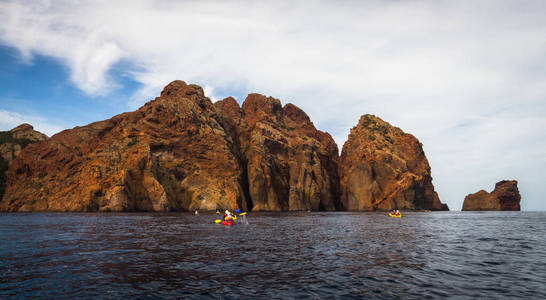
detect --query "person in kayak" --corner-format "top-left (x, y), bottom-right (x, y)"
top-left (224, 210), bottom-right (234, 222)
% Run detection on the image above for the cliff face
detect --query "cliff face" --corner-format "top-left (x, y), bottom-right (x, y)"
top-left (220, 94), bottom-right (340, 211)
top-left (462, 180), bottom-right (521, 211)
top-left (1, 82), bottom-right (446, 212)
top-left (1, 81), bottom-right (246, 212)
top-left (1, 81), bottom-right (340, 212)
top-left (0, 124), bottom-right (48, 199)
top-left (339, 115), bottom-right (448, 211)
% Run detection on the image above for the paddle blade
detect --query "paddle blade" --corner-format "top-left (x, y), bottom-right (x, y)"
top-left (214, 219), bottom-right (222, 223)
top-left (235, 208), bottom-right (241, 213)
top-left (238, 212), bottom-right (247, 216)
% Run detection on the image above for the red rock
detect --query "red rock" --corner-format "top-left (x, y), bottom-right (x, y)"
top-left (339, 114), bottom-right (448, 211)
top-left (462, 180), bottom-right (521, 211)
top-left (1, 82), bottom-right (449, 213)
top-left (1, 81), bottom-right (245, 212)
top-left (216, 94), bottom-right (340, 211)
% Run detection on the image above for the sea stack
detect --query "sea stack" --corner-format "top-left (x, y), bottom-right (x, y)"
top-left (339, 114), bottom-right (448, 211)
top-left (462, 180), bottom-right (521, 211)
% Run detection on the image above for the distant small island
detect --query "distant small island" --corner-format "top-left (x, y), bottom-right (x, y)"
top-left (462, 180), bottom-right (521, 211)
top-left (1, 80), bottom-right (449, 212)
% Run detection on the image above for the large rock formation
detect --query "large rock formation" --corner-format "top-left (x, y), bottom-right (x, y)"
top-left (1, 82), bottom-right (246, 212)
top-left (0, 124), bottom-right (48, 199)
top-left (1, 82), bottom-right (447, 212)
top-left (339, 114), bottom-right (448, 211)
top-left (215, 94), bottom-right (340, 211)
top-left (1, 81), bottom-right (340, 212)
top-left (462, 180), bottom-right (521, 211)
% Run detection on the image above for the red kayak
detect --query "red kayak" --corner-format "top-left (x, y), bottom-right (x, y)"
top-left (222, 220), bottom-right (234, 226)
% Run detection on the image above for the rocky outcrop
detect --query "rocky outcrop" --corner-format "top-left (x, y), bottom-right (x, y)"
top-left (1, 81), bottom-right (340, 212)
top-left (0, 124), bottom-right (48, 199)
top-left (1, 82), bottom-right (447, 212)
top-left (1, 81), bottom-right (246, 212)
top-left (462, 180), bottom-right (521, 211)
top-left (217, 94), bottom-right (340, 211)
top-left (0, 124), bottom-right (48, 163)
top-left (339, 114), bottom-right (448, 211)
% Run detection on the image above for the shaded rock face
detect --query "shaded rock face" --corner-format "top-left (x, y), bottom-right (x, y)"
top-left (339, 115), bottom-right (448, 211)
top-left (1, 81), bottom-right (340, 212)
top-left (462, 180), bottom-right (521, 211)
top-left (215, 94), bottom-right (340, 211)
top-left (0, 124), bottom-right (48, 199)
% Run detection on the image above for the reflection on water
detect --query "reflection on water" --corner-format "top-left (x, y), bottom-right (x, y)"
top-left (1, 212), bottom-right (545, 298)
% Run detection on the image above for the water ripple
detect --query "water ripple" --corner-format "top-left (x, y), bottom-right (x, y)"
top-left (1, 211), bottom-right (545, 299)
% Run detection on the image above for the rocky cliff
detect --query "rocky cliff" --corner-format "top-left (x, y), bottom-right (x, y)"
top-left (462, 180), bottom-right (521, 211)
top-left (1, 81), bottom-right (447, 212)
top-left (0, 124), bottom-right (48, 199)
top-left (215, 94), bottom-right (340, 211)
top-left (339, 114), bottom-right (448, 211)
top-left (1, 81), bottom-right (339, 212)
top-left (1, 82), bottom-right (247, 212)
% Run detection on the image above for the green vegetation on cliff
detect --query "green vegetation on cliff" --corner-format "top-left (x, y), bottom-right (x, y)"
top-left (0, 131), bottom-right (33, 149)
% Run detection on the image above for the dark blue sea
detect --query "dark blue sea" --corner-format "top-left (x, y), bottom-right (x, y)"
top-left (1, 211), bottom-right (545, 299)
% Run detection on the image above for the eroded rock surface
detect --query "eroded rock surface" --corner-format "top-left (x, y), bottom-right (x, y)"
top-left (339, 115), bottom-right (448, 211)
top-left (1, 81), bottom-right (245, 212)
top-left (215, 94), bottom-right (340, 211)
top-left (462, 180), bottom-right (521, 211)
top-left (1, 81), bottom-right (340, 212)
top-left (0, 124), bottom-right (48, 199)
top-left (1, 82), bottom-right (448, 212)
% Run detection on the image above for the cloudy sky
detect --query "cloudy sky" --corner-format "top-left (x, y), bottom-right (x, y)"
top-left (0, 0), bottom-right (544, 210)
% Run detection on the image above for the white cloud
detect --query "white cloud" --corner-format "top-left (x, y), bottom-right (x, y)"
top-left (0, 109), bottom-right (64, 137)
top-left (0, 0), bottom-right (545, 209)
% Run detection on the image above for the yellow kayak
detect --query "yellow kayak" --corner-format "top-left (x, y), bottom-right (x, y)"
top-left (389, 213), bottom-right (402, 218)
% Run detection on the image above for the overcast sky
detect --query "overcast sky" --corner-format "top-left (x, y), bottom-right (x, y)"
top-left (0, 0), bottom-right (545, 210)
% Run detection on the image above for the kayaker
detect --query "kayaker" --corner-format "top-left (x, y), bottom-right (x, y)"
top-left (224, 210), bottom-right (234, 222)
top-left (395, 210), bottom-right (400, 216)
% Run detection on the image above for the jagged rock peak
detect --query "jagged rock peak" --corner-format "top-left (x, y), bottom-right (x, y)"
top-left (11, 123), bottom-right (34, 132)
top-left (241, 94), bottom-right (283, 124)
top-left (215, 97), bottom-right (241, 114)
top-left (283, 103), bottom-right (313, 127)
top-left (160, 80), bottom-right (205, 98)
top-left (9, 123), bottom-right (48, 141)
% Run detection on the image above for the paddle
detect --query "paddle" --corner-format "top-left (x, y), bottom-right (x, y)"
top-left (215, 211), bottom-right (247, 224)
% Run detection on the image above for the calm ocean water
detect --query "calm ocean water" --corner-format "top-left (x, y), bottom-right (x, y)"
top-left (1, 211), bottom-right (545, 299)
